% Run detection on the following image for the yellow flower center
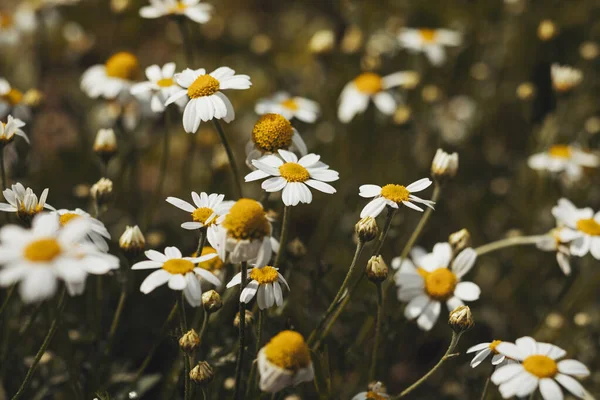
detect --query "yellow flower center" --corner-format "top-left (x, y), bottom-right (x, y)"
top-left (223, 198), bottom-right (271, 240)
top-left (162, 259), bottom-right (195, 275)
top-left (418, 267), bottom-right (457, 301)
top-left (24, 238), bottom-right (62, 262)
top-left (548, 145), bottom-right (571, 159)
top-left (2, 88), bottom-right (23, 106)
top-left (264, 330), bottom-right (311, 371)
top-left (252, 113), bottom-right (294, 153)
top-left (522, 355), bottom-right (558, 379)
top-left (0, 13), bottom-right (13, 28)
top-left (281, 98), bottom-right (299, 111)
top-left (279, 162), bottom-right (310, 183)
top-left (169, 1), bottom-right (187, 12)
top-left (366, 392), bottom-right (386, 400)
top-left (380, 184), bottom-right (410, 203)
top-left (489, 340), bottom-right (502, 354)
top-left (191, 207), bottom-right (215, 225)
top-left (354, 72), bottom-right (383, 95)
top-left (187, 74), bottom-right (220, 99)
top-left (419, 29), bottom-right (437, 43)
top-left (105, 52), bottom-right (140, 80)
top-left (157, 77), bottom-right (174, 87)
top-left (249, 266), bottom-right (279, 284)
top-left (59, 213), bottom-right (81, 226)
top-left (195, 246), bottom-right (223, 272)
top-left (576, 218), bottom-right (600, 236)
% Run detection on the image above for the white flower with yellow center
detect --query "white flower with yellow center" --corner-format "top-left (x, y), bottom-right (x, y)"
top-left (0, 78), bottom-right (32, 121)
top-left (536, 227), bottom-right (572, 275)
top-left (166, 191), bottom-right (233, 231)
top-left (131, 62), bottom-right (185, 113)
top-left (139, 0), bottom-right (213, 24)
top-left (255, 92), bottom-right (320, 123)
top-left (551, 64), bottom-right (583, 92)
top-left (338, 71), bottom-right (419, 123)
top-left (397, 28), bottom-right (462, 66)
top-left (246, 150), bottom-right (339, 207)
top-left (528, 145), bottom-right (598, 178)
top-left (165, 66), bottom-right (251, 133)
top-left (207, 198), bottom-right (278, 267)
top-left (0, 213), bottom-right (119, 303)
top-left (352, 382), bottom-right (390, 400)
top-left (359, 178), bottom-right (435, 218)
top-left (0, 6), bottom-right (36, 46)
top-left (257, 330), bottom-right (315, 393)
top-left (395, 243), bottom-right (479, 331)
top-left (131, 246), bottom-right (220, 307)
top-left (491, 337), bottom-right (590, 399)
top-left (227, 265), bottom-right (289, 310)
top-left (467, 340), bottom-right (512, 368)
top-left (0, 183), bottom-right (55, 221)
top-left (81, 52), bottom-right (141, 99)
top-left (552, 198), bottom-right (600, 260)
top-left (54, 209), bottom-right (111, 252)
top-left (0, 114), bottom-right (28, 145)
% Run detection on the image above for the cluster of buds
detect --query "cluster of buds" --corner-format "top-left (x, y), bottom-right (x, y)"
top-left (448, 305), bottom-right (474, 333)
top-left (366, 255), bottom-right (388, 283)
top-left (431, 148), bottom-right (459, 182)
top-left (202, 290), bottom-right (222, 313)
top-left (355, 216), bottom-right (379, 243)
top-left (119, 225), bottom-right (145, 257)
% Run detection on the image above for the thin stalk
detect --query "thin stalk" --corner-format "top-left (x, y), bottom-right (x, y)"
top-left (246, 310), bottom-right (264, 397)
top-left (0, 146), bottom-right (7, 191)
top-left (178, 293), bottom-right (190, 400)
top-left (373, 208), bottom-right (397, 255)
top-left (233, 261), bottom-right (248, 400)
top-left (147, 110), bottom-right (172, 228)
top-left (195, 228), bottom-right (207, 257)
top-left (474, 235), bottom-right (548, 256)
top-left (273, 206), bottom-right (291, 269)
top-left (369, 283), bottom-right (383, 381)
top-left (201, 388), bottom-right (207, 400)
top-left (479, 366), bottom-right (494, 400)
top-left (95, 276), bottom-right (103, 338)
top-left (11, 287), bottom-right (67, 400)
top-left (198, 309), bottom-right (210, 348)
top-left (0, 284), bottom-right (16, 317)
top-left (212, 119), bottom-right (242, 199)
top-left (104, 289), bottom-right (127, 355)
top-left (175, 17), bottom-right (195, 65)
top-left (392, 331), bottom-right (462, 399)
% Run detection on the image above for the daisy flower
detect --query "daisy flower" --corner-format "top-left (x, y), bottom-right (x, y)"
top-left (352, 382), bottom-right (390, 400)
top-left (246, 113), bottom-right (308, 166)
top-left (258, 330), bottom-right (314, 393)
top-left (397, 28), bottom-right (462, 66)
top-left (359, 178), bottom-right (435, 218)
top-left (338, 71), bottom-right (419, 123)
top-left (139, 0), bottom-right (213, 24)
top-left (227, 265), bottom-right (289, 310)
top-left (130, 62), bottom-right (185, 113)
top-left (395, 242), bottom-right (479, 331)
top-left (0, 6), bottom-right (36, 46)
top-left (0, 114), bottom-right (28, 145)
top-left (166, 192), bottom-right (233, 231)
top-left (491, 336), bottom-right (590, 399)
top-left (81, 52), bottom-right (141, 99)
top-left (54, 208), bottom-right (111, 252)
top-left (551, 64), bottom-right (583, 92)
top-left (528, 144), bottom-right (598, 178)
top-left (0, 78), bottom-right (33, 121)
top-left (246, 150), bottom-right (339, 207)
top-left (467, 340), bottom-right (513, 368)
top-left (165, 66), bottom-right (251, 133)
top-left (207, 198), bottom-right (278, 267)
top-left (131, 246), bottom-right (220, 307)
top-left (536, 227), bottom-right (572, 275)
top-left (552, 198), bottom-right (600, 260)
top-left (0, 183), bottom-right (54, 221)
top-left (0, 213), bottom-right (119, 303)
top-left (255, 92), bottom-right (320, 123)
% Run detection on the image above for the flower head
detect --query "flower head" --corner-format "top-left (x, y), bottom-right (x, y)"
top-left (359, 178), bottom-right (435, 218)
top-left (227, 265), bottom-right (289, 310)
top-left (431, 148), bottom-right (458, 181)
top-left (467, 340), bottom-right (512, 368)
top-left (255, 92), bottom-right (320, 123)
top-left (398, 28), bottom-right (462, 66)
top-left (528, 145), bottom-right (598, 179)
top-left (0, 183), bottom-right (55, 222)
top-left (119, 225), bottom-right (145, 256)
top-left (167, 192), bottom-right (233, 231)
top-left (54, 208), bottom-right (111, 252)
top-left (140, 0), bottom-right (213, 24)
top-left (536, 227), bottom-right (572, 275)
top-left (0, 78), bottom-right (33, 121)
top-left (81, 52), bottom-right (141, 99)
top-left (551, 64), bottom-right (583, 92)
top-left (131, 62), bottom-right (185, 113)
top-left (552, 198), bottom-right (600, 260)
top-left (0, 115), bottom-right (28, 145)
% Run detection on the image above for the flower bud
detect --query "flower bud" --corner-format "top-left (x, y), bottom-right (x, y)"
top-left (202, 290), bottom-right (222, 313)
top-left (179, 329), bottom-right (200, 353)
top-left (90, 177), bottom-right (113, 206)
top-left (287, 237), bottom-right (307, 258)
top-left (448, 305), bottom-right (474, 333)
top-left (449, 228), bottom-right (470, 254)
top-left (355, 217), bottom-right (379, 243)
top-left (119, 225), bottom-right (145, 256)
top-left (431, 148), bottom-right (459, 182)
top-left (366, 255), bottom-right (388, 283)
top-left (234, 310), bottom-right (254, 328)
top-left (93, 128), bottom-right (117, 163)
top-left (189, 361), bottom-right (214, 386)
top-left (537, 20), bottom-right (557, 41)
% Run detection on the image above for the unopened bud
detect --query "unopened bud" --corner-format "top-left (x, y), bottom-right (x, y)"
top-left (287, 237), bottom-right (307, 258)
top-left (119, 225), bottom-right (145, 256)
top-left (449, 305), bottom-right (474, 333)
top-left (431, 148), bottom-right (459, 181)
top-left (355, 217), bottom-right (379, 243)
top-left (234, 310), bottom-right (254, 328)
top-left (366, 255), bottom-right (388, 283)
top-left (189, 361), bottom-right (214, 386)
top-left (179, 329), bottom-right (200, 353)
top-left (449, 229), bottom-right (470, 254)
top-left (90, 177), bottom-right (113, 206)
top-left (537, 20), bottom-right (557, 41)
top-left (202, 290), bottom-right (222, 313)
top-left (309, 30), bottom-right (335, 55)
top-left (93, 128), bottom-right (117, 163)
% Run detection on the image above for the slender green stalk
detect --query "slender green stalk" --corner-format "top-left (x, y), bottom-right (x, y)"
top-left (373, 208), bottom-right (397, 255)
top-left (195, 228), bottom-right (207, 257)
top-left (0, 146), bottom-right (7, 191)
top-left (0, 284), bottom-right (16, 317)
top-left (178, 293), bottom-right (190, 400)
top-left (197, 309), bottom-right (210, 350)
top-left (391, 332), bottom-right (462, 399)
top-left (212, 119), bottom-right (242, 199)
top-left (201, 388), bottom-right (207, 400)
top-left (474, 235), bottom-right (548, 256)
top-left (246, 310), bottom-right (264, 397)
top-left (233, 261), bottom-right (248, 400)
top-left (11, 287), bottom-right (67, 400)
top-left (175, 17), bottom-right (195, 65)
top-left (369, 283), bottom-right (383, 381)
top-left (273, 206), bottom-right (291, 269)
top-left (95, 276), bottom-right (103, 337)
top-left (148, 110), bottom-right (172, 227)
top-left (479, 367), bottom-right (494, 400)
top-left (104, 289), bottom-right (127, 356)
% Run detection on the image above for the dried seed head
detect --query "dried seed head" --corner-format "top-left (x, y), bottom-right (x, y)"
top-left (234, 310), bottom-right (254, 328)
top-left (119, 225), bottom-right (145, 256)
top-left (90, 177), bottom-right (113, 206)
top-left (366, 255), bottom-right (388, 283)
top-left (449, 228), bottom-right (471, 254)
top-left (202, 290), bottom-right (222, 313)
top-left (179, 329), bottom-right (200, 353)
top-left (431, 148), bottom-right (459, 182)
top-left (189, 361), bottom-right (214, 386)
top-left (355, 216), bottom-right (379, 243)
top-left (449, 305), bottom-right (474, 333)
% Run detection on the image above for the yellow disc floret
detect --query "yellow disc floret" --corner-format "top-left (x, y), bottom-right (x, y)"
top-left (196, 247), bottom-right (223, 272)
top-left (2, 88), bottom-right (23, 106)
top-left (418, 267), bottom-right (457, 301)
top-left (522, 355), bottom-right (558, 378)
top-left (548, 145), bottom-right (571, 159)
top-left (187, 75), bottom-right (220, 99)
top-left (191, 207), bottom-right (215, 225)
top-left (252, 113), bottom-right (294, 153)
top-left (576, 218), bottom-right (600, 236)
top-left (157, 78), bottom-right (174, 87)
top-left (419, 29), bottom-right (437, 43)
top-left (264, 330), bottom-right (311, 371)
top-left (489, 340), bottom-right (502, 354)
top-left (24, 238), bottom-right (62, 262)
top-left (0, 13), bottom-right (13, 28)
top-left (366, 392), bottom-right (387, 400)
top-left (354, 72), bottom-right (383, 95)
top-left (223, 198), bottom-right (271, 240)
top-left (59, 213), bottom-right (81, 226)
top-left (380, 184), bottom-right (410, 203)
top-left (249, 266), bottom-right (279, 284)
top-left (105, 52), bottom-right (140, 80)
top-left (279, 163), bottom-right (310, 183)
top-left (162, 259), bottom-right (195, 275)
top-left (281, 98), bottom-right (299, 111)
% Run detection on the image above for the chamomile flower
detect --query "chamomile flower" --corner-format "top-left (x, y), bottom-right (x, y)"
top-left (0, 183), bottom-right (55, 221)
top-left (255, 92), bottom-right (320, 123)
top-left (0, 78), bottom-right (33, 121)
top-left (165, 66), bottom-right (251, 133)
top-left (131, 246), bottom-right (220, 307)
top-left (397, 28), bottom-right (462, 66)
top-left (0, 6), bottom-right (36, 46)
top-left (528, 145), bottom-right (599, 178)
top-left (359, 178), bottom-right (435, 218)
top-left (54, 209), bottom-right (111, 252)
top-left (551, 64), bottom-right (583, 92)
top-left (338, 71), bottom-right (419, 123)
top-left (227, 265), bottom-right (289, 310)
top-left (395, 243), bottom-right (479, 331)
top-left (246, 150), bottom-right (339, 207)
top-left (0, 114), bottom-right (29, 145)
top-left (467, 340), bottom-right (512, 368)
top-left (246, 113), bottom-right (308, 166)
top-left (258, 330), bottom-right (314, 393)
top-left (491, 337), bottom-right (590, 399)
top-left (81, 52), bottom-right (141, 99)
top-left (536, 227), bottom-right (572, 275)
top-left (552, 198), bottom-right (600, 260)
top-left (139, 0), bottom-right (213, 24)
top-left (0, 213), bottom-right (119, 303)
top-left (352, 382), bottom-right (390, 400)
top-left (167, 192), bottom-right (233, 234)
top-left (130, 62), bottom-right (185, 113)
top-left (207, 198), bottom-right (278, 267)
top-left (195, 246), bottom-right (225, 284)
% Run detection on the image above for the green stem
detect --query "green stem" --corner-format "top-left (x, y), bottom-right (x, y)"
top-left (11, 287), bottom-right (67, 400)
top-left (373, 208), bottom-right (397, 255)
top-left (195, 228), bottom-right (207, 257)
top-left (474, 235), bottom-right (548, 256)
top-left (95, 276), bottom-right (103, 337)
top-left (212, 119), bottom-right (242, 199)
top-left (178, 293), bottom-right (190, 400)
top-left (273, 206), bottom-right (291, 269)
top-left (0, 284), bottom-right (16, 317)
top-left (246, 310), bottom-right (264, 397)
top-left (479, 367), bottom-right (494, 400)
top-left (369, 283), bottom-right (383, 381)
top-left (201, 388), bottom-right (207, 400)
top-left (104, 289), bottom-right (127, 356)
top-left (175, 17), bottom-right (195, 65)
top-left (0, 146), bottom-right (6, 191)
top-left (233, 262), bottom-right (248, 400)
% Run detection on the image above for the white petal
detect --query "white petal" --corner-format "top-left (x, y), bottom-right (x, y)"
top-left (554, 374), bottom-right (586, 398)
top-left (495, 342), bottom-right (525, 361)
top-left (360, 197), bottom-right (387, 218)
top-left (131, 260), bottom-right (162, 270)
top-left (373, 91), bottom-right (396, 115)
top-left (305, 179), bottom-right (336, 194)
top-left (166, 196), bottom-right (196, 212)
top-left (262, 177), bottom-right (287, 192)
top-left (516, 336), bottom-right (539, 358)
top-left (406, 178), bottom-right (432, 193)
top-left (245, 169), bottom-right (270, 182)
top-left (168, 274), bottom-right (187, 290)
top-left (557, 360), bottom-right (590, 377)
top-left (454, 282), bottom-right (481, 301)
top-left (416, 300), bottom-right (440, 331)
top-left (451, 248), bottom-right (477, 278)
top-left (140, 269), bottom-right (171, 294)
top-left (164, 247), bottom-right (183, 259)
top-left (358, 184), bottom-right (382, 198)
top-left (404, 294), bottom-right (428, 319)
top-left (277, 149), bottom-right (298, 163)
top-left (539, 378), bottom-right (563, 400)
top-left (145, 249), bottom-right (168, 262)
top-left (19, 268), bottom-right (57, 303)
top-left (470, 349), bottom-right (491, 368)
top-left (241, 281), bottom-right (259, 303)
top-left (491, 363), bottom-right (525, 384)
